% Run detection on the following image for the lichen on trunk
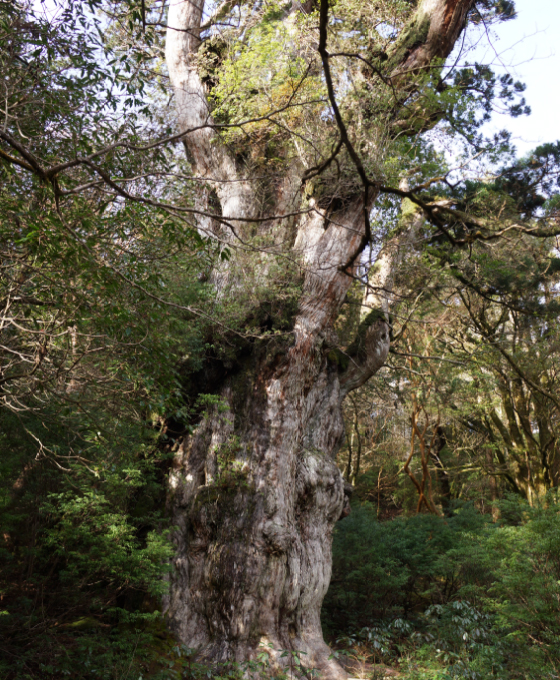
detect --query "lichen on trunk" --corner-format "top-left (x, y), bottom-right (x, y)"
top-left (165, 337), bottom-right (359, 678)
top-left (163, 0), bottom-right (479, 675)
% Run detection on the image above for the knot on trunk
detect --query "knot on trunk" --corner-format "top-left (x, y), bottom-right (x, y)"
top-left (263, 521), bottom-right (295, 554)
top-left (296, 450), bottom-right (345, 522)
top-left (340, 317), bottom-right (390, 394)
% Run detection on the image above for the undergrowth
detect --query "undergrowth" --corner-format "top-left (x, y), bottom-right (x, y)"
top-left (324, 496), bottom-right (560, 679)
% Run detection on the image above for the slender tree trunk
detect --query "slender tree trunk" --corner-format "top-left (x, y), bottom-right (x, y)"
top-left (485, 449), bottom-right (500, 521)
top-left (431, 426), bottom-right (452, 516)
top-left (345, 432), bottom-right (353, 482)
top-left (163, 0), bottom-right (476, 676)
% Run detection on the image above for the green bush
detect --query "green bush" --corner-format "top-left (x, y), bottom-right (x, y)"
top-left (324, 497), bottom-right (560, 679)
top-left (324, 501), bottom-right (486, 633)
top-left (0, 405), bottom-right (176, 680)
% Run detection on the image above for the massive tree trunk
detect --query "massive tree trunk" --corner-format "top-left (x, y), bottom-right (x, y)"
top-left (163, 0), bottom-right (475, 676)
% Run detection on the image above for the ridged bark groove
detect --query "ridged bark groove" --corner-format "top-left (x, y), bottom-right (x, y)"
top-left (163, 0), bottom-right (476, 676)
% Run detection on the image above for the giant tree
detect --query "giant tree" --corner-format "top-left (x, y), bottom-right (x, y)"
top-left (0, 0), bottom-right (523, 675)
top-left (162, 0), bottom-right (520, 675)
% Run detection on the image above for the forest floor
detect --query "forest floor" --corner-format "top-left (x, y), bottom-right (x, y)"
top-left (340, 656), bottom-right (401, 679)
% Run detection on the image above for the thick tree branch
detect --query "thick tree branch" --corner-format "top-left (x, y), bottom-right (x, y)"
top-left (318, 0), bottom-right (373, 268)
top-left (389, 0), bottom-right (476, 79)
top-left (339, 314), bottom-right (390, 395)
top-left (166, 0), bottom-right (252, 229)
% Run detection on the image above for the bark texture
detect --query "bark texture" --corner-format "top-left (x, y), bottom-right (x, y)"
top-left (163, 0), bottom-right (476, 676)
top-left (390, 0), bottom-right (476, 78)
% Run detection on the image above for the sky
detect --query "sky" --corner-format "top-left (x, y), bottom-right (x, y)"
top-left (466, 0), bottom-right (560, 157)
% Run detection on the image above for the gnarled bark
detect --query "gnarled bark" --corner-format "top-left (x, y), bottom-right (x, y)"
top-left (163, 0), bottom-right (477, 676)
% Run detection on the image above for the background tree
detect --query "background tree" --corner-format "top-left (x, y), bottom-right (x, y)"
top-left (339, 141), bottom-right (560, 515)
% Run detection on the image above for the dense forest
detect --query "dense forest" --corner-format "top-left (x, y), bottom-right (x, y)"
top-left (1, 0), bottom-right (560, 679)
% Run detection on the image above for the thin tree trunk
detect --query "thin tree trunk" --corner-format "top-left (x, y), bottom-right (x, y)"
top-left (485, 449), bottom-right (500, 521)
top-left (431, 426), bottom-right (452, 516)
top-left (350, 398), bottom-right (362, 485)
top-left (345, 431), bottom-right (353, 482)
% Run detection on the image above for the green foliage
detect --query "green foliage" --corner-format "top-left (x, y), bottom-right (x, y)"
top-left (42, 490), bottom-right (173, 595)
top-left (209, 3), bottom-right (320, 127)
top-left (0, 399), bottom-right (173, 678)
top-left (0, 2), bottom-right (214, 678)
top-left (325, 497), bottom-right (560, 679)
top-left (324, 502), bottom-right (485, 632)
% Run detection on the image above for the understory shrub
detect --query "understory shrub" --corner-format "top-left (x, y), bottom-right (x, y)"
top-left (324, 496), bottom-right (560, 679)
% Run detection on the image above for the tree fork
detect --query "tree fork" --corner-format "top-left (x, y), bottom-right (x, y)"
top-left (164, 0), bottom-right (480, 676)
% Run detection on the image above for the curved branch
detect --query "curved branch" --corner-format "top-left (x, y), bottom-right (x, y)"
top-left (339, 315), bottom-right (390, 395)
